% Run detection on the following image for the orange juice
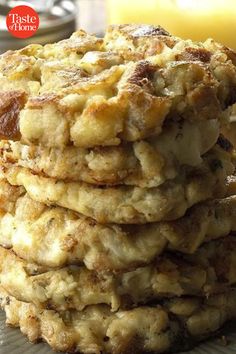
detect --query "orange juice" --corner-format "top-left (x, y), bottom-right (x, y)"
top-left (107, 0), bottom-right (236, 49)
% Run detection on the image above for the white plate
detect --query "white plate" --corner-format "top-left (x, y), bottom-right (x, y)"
top-left (0, 310), bottom-right (235, 354)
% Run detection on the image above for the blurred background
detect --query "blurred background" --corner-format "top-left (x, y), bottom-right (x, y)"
top-left (0, 0), bottom-right (235, 145)
top-left (0, 0), bottom-right (235, 50)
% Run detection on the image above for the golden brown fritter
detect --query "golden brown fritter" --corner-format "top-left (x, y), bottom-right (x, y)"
top-left (2, 146), bottom-right (233, 223)
top-left (0, 237), bottom-right (235, 312)
top-left (0, 181), bottom-right (235, 271)
top-left (0, 179), bottom-right (24, 213)
top-left (1, 286), bottom-right (236, 354)
top-left (0, 25), bottom-right (235, 147)
top-left (104, 24), bottom-right (178, 60)
top-left (105, 25), bottom-right (236, 110)
top-left (0, 119), bottom-right (219, 187)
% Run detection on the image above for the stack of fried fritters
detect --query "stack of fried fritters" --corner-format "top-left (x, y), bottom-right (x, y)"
top-left (0, 24), bottom-right (235, 353)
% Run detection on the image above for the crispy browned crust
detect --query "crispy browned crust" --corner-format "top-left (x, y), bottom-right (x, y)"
top-left (0, 25), bottom-right (235, 147)
top-left (175, 47), bottom-right (212, 63)
top-left (0, 91), bottom-right (27, 140)
top-left (104, 24), bottom-right (178, 60)
top-left (0, 179), bottom-right (24, 213)
top-left (1, 286), bottom-right (236, 354)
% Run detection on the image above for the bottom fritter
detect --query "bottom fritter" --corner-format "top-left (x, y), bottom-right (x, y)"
top-left (0, 286), bottom-right (236, 354)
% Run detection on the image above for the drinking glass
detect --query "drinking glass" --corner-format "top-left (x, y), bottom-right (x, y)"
top-left (107, 0), bottom-right (236, 49)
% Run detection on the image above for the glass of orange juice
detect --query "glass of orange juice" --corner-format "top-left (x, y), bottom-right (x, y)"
top-left (107, 0), bottom-right (236, 49)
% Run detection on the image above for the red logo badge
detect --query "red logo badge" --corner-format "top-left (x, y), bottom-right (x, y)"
top-left (6, 5), bottom-right (40, 39)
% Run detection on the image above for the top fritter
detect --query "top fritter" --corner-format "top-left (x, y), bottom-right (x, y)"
top-left (0, 24), bottom-right (236, 148)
